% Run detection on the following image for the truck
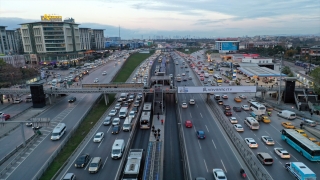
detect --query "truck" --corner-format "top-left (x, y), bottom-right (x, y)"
top-left (285, 162), bottom-right (316, 180)
top-left (122, 149), bottom-right (144, 180)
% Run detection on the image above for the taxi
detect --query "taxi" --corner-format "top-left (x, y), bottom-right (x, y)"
top-left (281, 122), bottom-right (295, 129)
top-left (234, 97), bottom-right (242, 102)
top-left (260, 116), bottom-right (271, 123)
top-left (295, 129), bottom-right (308, 137)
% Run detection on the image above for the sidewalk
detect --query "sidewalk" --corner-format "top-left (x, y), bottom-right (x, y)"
top-left (150, 115), bottom-right (165, 141)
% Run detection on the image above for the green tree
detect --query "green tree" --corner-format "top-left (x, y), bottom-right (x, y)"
top-left (310, 67), bottom-right (320, 95)
top-left (296, 46), bottom-right (301, 54)
top-left (285, 49), bottom-right (297, 58)
top-left (281, 66), bottom-right (292, 75)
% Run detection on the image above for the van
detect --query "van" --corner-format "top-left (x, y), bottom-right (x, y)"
top-left (244, 117), bottom-right (260, 130)
top-left (88, 157), bottom-right (102, 173)
top-left (214, 95), bottom-right (221, 100)
top-left (119, 107), bottom-right (128, 118)
top-left (277, 110), bottom-right (296, 120)
top-left (257, 152), bottom-right (273, 165)
top-left (303, 119), bottom-right (317, 127)
top-left (120, 93), bottom-right (128, 101)
top-left (295, 129), bottom-right (308, 137)
top-left (123, 117), bottom-right (133, 132)
top-left (25, 94), bottom-right (32, 102)
top-left (51, 123), bottom-right (67, 140)
top-left (111, 139), bottom-right (125, 159)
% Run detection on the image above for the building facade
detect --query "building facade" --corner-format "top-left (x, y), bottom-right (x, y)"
top-left (309, 45), bottom-right (320, 58)
top-left (0, 55), bottom-right (25, 67)
top-left (0, 26), bottom-right (9, 54)
top-left (90, 29), bottom-right (105, 50)
top-left (215, 38), bottom-right (239, 53)
top-left (20, 15), bottom-right (82, 65)
top-left (79, 28), bottom-right (91, 50)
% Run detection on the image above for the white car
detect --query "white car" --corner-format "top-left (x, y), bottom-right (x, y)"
top-left (222, 95), bottom-right (228, 99)
top-left (129, 111), bottom-right (135, 118)
top-left (108, 109), bottom-right (117, 116)
top-left (239, 94), bottom-right (247, 99)
top-left (102, 71), bottom-right (107, 75)
top-left (182, 73), bottom-right (185, 76)
top-left (234, 124), bottom-right (244, 132)
top-left (241, 105), bottom-right (250, 111)
top-left (248, 99), bottom-right (257, 104)
top-left (245, 138), bottom-right (258, 148)
top-left (13, 99), bottom-right (23, 104)
top-left (229, 117), bottom-right (238, 124)
top-left (93, 132), bottom-right (104, 142)
top-left (274, 148), bottom-right (290, 158)
top-left (182, 103), bottom-right (188, 108)
top-left (261, 136), bottom-right (275, 145)
top-left (112, 118), bottom-right (120, 126)
top-left (115, 103), bottom-right (121, 110)
top-left (94, 78), bottom-right (99, 83)
top-left (212, 169), bottom-right (227, 180)
top-left (189, 99), bottom-right (195, 105)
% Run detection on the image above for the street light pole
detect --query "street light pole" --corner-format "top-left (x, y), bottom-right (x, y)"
top-left (278, 52), bottom-right (284, 104)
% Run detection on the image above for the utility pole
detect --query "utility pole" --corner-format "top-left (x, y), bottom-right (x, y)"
top-left (278, 51), bottom-right (284, 104)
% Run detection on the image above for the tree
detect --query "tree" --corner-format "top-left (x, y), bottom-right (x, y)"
top-left (310, 67), bottom-right (320, 95)
top-left (285, 49), bottom-right (297, 58)
top-left (281, 66), bottom-right (292, 75)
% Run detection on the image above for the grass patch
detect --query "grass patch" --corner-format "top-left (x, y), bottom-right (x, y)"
top-left (40, 51), bottom-right (154, 180)
top-left (113, 52), bottom-right (154, 82)
top-left (176, 48), bottom-right (202, 55)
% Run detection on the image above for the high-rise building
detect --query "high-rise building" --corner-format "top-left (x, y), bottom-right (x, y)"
top-left (90, 29), bottom-right (105, 50)
top-left (14, 28), bottom-right (24, 54)
top-left (79, 28), bottom-right (91, 50)
top-left (0, 26), bottom-right (9, 54)
top-left (19, 15), bottom-right (82, 65)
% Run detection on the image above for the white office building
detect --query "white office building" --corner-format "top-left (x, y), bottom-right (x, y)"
top-left (80, 28), bottom-right (91, 50)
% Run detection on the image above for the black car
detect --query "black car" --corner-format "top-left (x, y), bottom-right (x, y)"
top-left (233, 106), bottom-right (242, 112)
top-left (75, 154), bottom-right (90, 168)
top-left (68, 96), bottom-right (76, 103)
top-left (112, 125), bottom-right (120, 134)
top-left (132, 107), bottom-right (138, 113)
top-left (218, 100), bottom-right (223, 105)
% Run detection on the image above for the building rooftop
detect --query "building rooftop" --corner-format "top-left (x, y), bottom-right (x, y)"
top-left (19, 21), bottom-right (80, 25)
top-left (238, 63), bottom-right (287, 77)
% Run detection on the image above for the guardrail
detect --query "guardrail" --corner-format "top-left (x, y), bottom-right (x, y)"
top-left (32, 94), bottom-right (103, 180)
top-left (206, 99), bottom-right (273, 180)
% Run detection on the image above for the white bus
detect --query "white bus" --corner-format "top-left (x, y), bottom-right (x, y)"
top-left (51, 123), bottom-right (66, 140)
top-left (244, 117), bottom-right (260, 130)
top-left (250, 102), bottom-right (266, 115)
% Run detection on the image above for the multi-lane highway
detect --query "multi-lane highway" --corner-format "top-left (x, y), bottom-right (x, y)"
top-left (3, 54), bottom-right (130, 180)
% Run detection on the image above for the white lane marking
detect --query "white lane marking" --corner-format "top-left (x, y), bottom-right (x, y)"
top-left (292, 154), bottom-right (298, 161)
top-left (221, 160), bottom-right (227, 172)
top-left (107, 126), bottom-right (112, 133)
top-left (200, 113), bottom-right (203, 118)
top-left (190, 112), bottom-right (192, 118)
top-left (271, 124), bottom-right (280, 132)
top-left (212, 139), bottom-right (217, 149)
top-left (275, 140), bottom-right (282, 145)
top-left (205, 125), bottom-right (209, 132)
top-left (198, 140), bottom-right (202, 149)
top-left (98, 138), bottom-right (104, 148)
top-left (193, 126), bottom-right (197, 133)
top-left (265, 131), bottom-right (270, 136)
top-left (84, 158), bottom-right (92, 170)
top-left (102, 156), bottom-right (109, 169)
top-left (203, 159), bottom-right (208, 172)
top-left (196, 104), bottom-right (198, 108)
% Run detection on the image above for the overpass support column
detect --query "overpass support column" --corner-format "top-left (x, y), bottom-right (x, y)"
top-left (48, 95), bottom-right (52, 105)
top-left (104, 93), bottom-right (109, 105)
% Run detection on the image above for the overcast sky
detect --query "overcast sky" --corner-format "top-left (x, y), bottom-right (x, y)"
top-left (1, 0), bottom-right (319, 39)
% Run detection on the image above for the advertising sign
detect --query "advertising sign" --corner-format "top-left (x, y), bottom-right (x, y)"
top-left (178, 86), bottom-right (256, 93)
top-left (41, 14), bottom-right (62, 22)
top-left (220, 42), bottom-right (239, 51)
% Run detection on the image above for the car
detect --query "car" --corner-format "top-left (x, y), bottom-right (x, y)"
top-left (223, 105), bottom-right (231, 110)
top-left (234, 97), bottom-right (242, 102)
top-left (93, 132), bottom-right (104, 142)
top-left (123, 102), bottom-right (129, 107)
top-left (274, 148), bottom-right (290, 158)
top-left (68, 96), bottom-right (76, 103)
top-left (112, 125), bottom-right (120, 134)
top-left (185, 120), bottom-right (193, 128)
top-left (188, 76), bottom-right (192, 80)
top-left (103, 116), bottom-right (112, 126)
top-left (234, 124), bottom-right (244, 132)
top-left (233, 106), bottom-right (242, 112)
top-left (182, 73), bottom-right (185, 76)
top-left (189, 99), bottom-right (195, 105)
top-left (25, 119), bottom-right (33, 126)
top-left (218, 100), bottom-right (223, 105)
top-left (212, 169), bottom-right (227, 180)
top-left (2, 114), bottom-right (10, 120)
top-left (93, 78), bottom-right (99, 83)
top-left (200, 77), bottom-right (204, 81)
top-left (108, 109), bottom-right (117, 116)
top-left (229, 117), bottom-right (238, 124)
top-left (129, 111), bottom-right (135, 118)
top-left (132, 107), bottom-right (138, 113)
top-left (245, 138), bottom-right (258, 148)
top-left (239, 94), bottom-right (247, 99)
top-left (182, 103), bottom-right (188, 108)
top-left (248, 99), bottom-right (257, 104)
top-left (112, 118), bottom-right (120, 126)
top-left (115, 103), bottom-right (121, 110)
top-left (102, 71), bottom-right (107, 75)
top-left (196, 131), bottom-right (206, 139)
top-left (241, 105), bottom-right (250, 110)
top-left (63, 173), bottom-right (76, 180)
top-left (281, 122), bottom-right (295, 129)
top-left (13, 98), bottom-right (23, 104)
top-left (224, 110), bottom-right (232, 116)
top-left (75, 154), bottom-right (90, 168)
top-left (222, 95), bottom-right (228, 99)
top-left (133, 101), bottom-right (140, 107)
top-left (183, 77), bottom-right (187, 81)
top-left (261, 136), bottom-right (275, 145)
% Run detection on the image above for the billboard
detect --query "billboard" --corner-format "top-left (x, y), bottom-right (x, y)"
top-left (221, 42), bottom-right (239, 51)
top-left (177, 86), bottom-right (256, 93)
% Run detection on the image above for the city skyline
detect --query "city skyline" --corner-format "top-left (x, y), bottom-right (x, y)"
top-left (1, 0), bottom-right (320, 39)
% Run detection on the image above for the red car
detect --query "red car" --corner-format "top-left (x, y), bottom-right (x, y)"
top-left (224, 110), bottom-right (232, 116)
top-left (185, 120), bottom-right (193, 128)
top-left (3, 114), bottom-right (10, 120)
top-left (200, 77), bottom-right (204, 81)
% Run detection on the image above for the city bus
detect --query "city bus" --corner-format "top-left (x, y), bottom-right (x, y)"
top-left (213, 74), bottom-right (223, 83)
top-left (208, 67), bottom-right (214, 74)
top-left (250, 102), bottom-right (266, 115)
top-left (281, 129), bottom-right (320, 161)
top-left (285, 162), bottom-right (316, 180)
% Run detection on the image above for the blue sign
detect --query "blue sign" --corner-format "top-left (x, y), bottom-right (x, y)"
top-left (221, 42), bottom-right (239, 51)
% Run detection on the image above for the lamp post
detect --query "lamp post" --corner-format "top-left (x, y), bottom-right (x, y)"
top-left (278, 51), bottom-right (284, 104)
